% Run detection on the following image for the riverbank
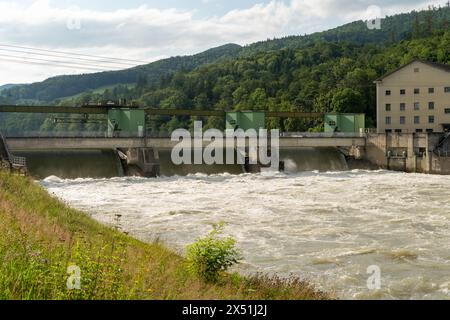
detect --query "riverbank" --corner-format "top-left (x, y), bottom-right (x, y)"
top-left (0, 171), bottom-right (328, 300)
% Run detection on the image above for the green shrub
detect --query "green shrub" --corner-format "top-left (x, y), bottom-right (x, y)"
top-left (186, 223), bottom-right (241, 283)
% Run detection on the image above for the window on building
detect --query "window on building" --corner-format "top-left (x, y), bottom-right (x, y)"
top-left (414, 102), bottom-right (420, 110)
top-left (429, 116), bottom-right (435, 124)
top-left (328, 121), bottom-right (336, 126)
top-left (429, 102), bottom-right (435, 110)
top-left (429, 88), bottom-right (435, 94)
top-left (445, 108), bottom-right (450, 114)
top-left (385, 90), bottom-right (391, 96)
top-left (414, 88), bottom-right (420, 94)
top-left (385, 116), bottom-right (391, 125)
top-left (395, 129), bottom-right (402, 133)
top-left (385, 104), bottom-right (391, 111)
top-left (414, 116), bottom-right (420, 124)
top-left (385, 129), bottom-right (392, 133)
top-left (414, 68), bottom-right (420, 73)
top-left (400, 116), bottom-right (405, 125)
top-left (426, 129), bottom-right (434, 133)
top-left (416, 129), bottom-right (423, 133)
top-left (445, 87), bottom-right (450, 93)
top-left (400, 89), bottom-right (406, 95)
top-left (400, 103), bottom-right (406, 111)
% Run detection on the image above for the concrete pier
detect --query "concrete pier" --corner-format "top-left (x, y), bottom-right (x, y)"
top-left (365, 133), bottom-right (450, 174)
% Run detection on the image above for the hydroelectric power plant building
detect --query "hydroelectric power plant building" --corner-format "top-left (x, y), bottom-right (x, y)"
top-left (375, 59), bottom-right (450, 134)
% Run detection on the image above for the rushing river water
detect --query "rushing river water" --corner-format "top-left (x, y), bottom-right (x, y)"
top-left (41, 170), bottom-right (450, 300)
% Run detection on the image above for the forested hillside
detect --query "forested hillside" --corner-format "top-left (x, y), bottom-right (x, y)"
top-left (139, 30), bottom-right (449, 133)
top-left (0, 84), bottom-right (21, 92)
top-left (0, 6), bottom-right (449, 134)
top-left (243, 6), bottom-right (449, 54)
top-left (0, 44), bottom-right (242, 103)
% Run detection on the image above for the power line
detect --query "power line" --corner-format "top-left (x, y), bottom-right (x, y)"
top-left (0, 43), bottom-right (149, 64)
top-left (0, 53), bottom-right (125, 71)
top-left (0, 47), bottom-right (141, 68)
top-left (0, 57), bottom-right (115, 72)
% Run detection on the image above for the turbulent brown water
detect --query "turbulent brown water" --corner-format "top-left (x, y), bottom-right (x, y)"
top-left (41, 170), bottom-right (450, 300)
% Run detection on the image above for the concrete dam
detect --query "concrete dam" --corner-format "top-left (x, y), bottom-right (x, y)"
top-left (6, 135), bottom-right (365, 178)
top-left (3, 105), bottom-right (450, 178)
top-left (13, 147), bottom-right (350, 179)
top-left (6, 132), bottom-right (450, 178)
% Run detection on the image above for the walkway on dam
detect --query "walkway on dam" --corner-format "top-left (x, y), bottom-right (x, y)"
top-left (5, 133), bottom-right (366, 151)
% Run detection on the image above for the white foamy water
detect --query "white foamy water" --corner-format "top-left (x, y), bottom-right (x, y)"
top-left (40, 170), bottom-right (450, 299)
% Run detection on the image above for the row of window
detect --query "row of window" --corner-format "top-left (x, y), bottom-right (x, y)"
top-left (385, 129), bottom-right (434, 133)
top-left (385, 102), bottom-right (439, 111)
top-left (385, 87), bottom-right (450, 95)
top-left (385, 116), bottom-right (435, 125)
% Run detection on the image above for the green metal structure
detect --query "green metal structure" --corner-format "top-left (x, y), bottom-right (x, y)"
top-left (225, 111), bottom-right (266, 131)
top-left (108, 108), bottom-right (146, 137)
top-left (324, 113), bottom-right (365, 133)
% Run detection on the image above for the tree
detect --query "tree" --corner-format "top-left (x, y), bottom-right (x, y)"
top-left (331, 88), bottom-right (365, 113)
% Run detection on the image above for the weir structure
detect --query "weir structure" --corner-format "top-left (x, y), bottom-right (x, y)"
top-left (1, 104), bottom-right (364, 177)
top-left (3, 104), bottom-right (450, 176)
top-left (3, 134), bottom-right (366, 177)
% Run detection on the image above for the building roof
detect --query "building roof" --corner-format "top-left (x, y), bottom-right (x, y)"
top-left (374, 58), bottom-right (450, 82)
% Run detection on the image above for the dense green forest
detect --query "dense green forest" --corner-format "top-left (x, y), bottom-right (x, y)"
top-left (0, 6), bottom-right (449, 135)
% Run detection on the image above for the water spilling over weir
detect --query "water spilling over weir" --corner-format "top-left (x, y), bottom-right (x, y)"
top-left (281, 148), bottom-right (348, 173)
top-left (16, 150), bottom-right (122, 179)
top-left (19, 147), bottom-right (352, 178)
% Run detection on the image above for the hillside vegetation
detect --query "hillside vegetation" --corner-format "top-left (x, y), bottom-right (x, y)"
top-left (0, 171), bottom-right (328, 300)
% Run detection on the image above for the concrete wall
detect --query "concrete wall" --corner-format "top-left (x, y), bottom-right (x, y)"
top-left (363, 132), bottom-right (450, 174)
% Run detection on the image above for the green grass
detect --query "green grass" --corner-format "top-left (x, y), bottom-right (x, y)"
top-left (0, 171), bottom-right (330, 300)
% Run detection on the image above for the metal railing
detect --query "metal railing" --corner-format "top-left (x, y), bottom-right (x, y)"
top-left (4, 131), bottom-right (111, 138)
top-left (10, 155), bottom-right (27, 167)
top-left (4, 131), bottom-right (368, 139)
top-left (280, 132), bottom-right (367, 138)
top-left (0, 131), bottom-right (12, 159)
top-left (3, 131), bottom-right (170, 138)
top-left (0, 131), bottom-right (27, 173)
top-left (434, 149), bottom-right (450, 157)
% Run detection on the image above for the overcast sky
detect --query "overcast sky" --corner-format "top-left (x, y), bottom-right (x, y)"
top-left (0, 0), bottom-right (445, 85)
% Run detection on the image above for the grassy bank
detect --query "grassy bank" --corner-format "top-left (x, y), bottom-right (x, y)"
top-left (0, 171), bottom-right (329, 300)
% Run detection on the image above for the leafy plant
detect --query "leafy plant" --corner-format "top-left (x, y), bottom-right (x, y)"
top-left (186, 223), bottom-right (241, 283)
